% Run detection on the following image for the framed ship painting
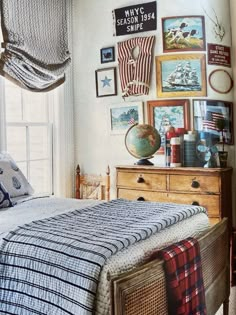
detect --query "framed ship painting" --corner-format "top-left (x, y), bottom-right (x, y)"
top-left (147, 99), bottom-right (190, 154)
top-left (156, 53), bottom-right (207, 98)
top-left (162, 15), bottom-right (206, 52)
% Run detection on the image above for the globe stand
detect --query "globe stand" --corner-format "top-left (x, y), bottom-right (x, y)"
top-left (135, 157), bottom-right (154, 166)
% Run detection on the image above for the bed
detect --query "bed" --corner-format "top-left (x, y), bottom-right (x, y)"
top-left (0, 160), bottom-right (230, 315)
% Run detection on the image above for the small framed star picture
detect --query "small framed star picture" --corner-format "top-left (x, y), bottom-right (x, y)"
top-left (95, 67), bottom-right (117, 97)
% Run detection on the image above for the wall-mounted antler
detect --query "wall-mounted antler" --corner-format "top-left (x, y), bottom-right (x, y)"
top-left (202, 7), bottom-right (225, 42)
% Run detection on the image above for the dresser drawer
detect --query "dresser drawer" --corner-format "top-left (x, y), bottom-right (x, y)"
top-left (169, 175), bottom-right (220, 193)
top-left (168, 193), bottom-right (220, 217)
top-left (117, 188), bottom-right (168, 202)
top-left (117, 172), bottom-right (166, 191)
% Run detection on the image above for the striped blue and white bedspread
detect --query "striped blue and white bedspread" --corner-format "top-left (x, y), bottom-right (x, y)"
top-left (0, 199), bottom-right (207, 315)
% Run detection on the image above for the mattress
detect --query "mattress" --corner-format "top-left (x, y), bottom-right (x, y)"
top-left (0, 196), bottom-right (210, 314)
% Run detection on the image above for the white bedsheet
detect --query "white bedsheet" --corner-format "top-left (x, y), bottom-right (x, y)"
top-left (0, 196), bottom-right (210, 314)
top-left (0, 195), bottom-right (101, 239)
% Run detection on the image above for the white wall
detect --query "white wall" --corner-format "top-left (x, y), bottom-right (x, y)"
top-left (72, 0), bottom-right (235, 216)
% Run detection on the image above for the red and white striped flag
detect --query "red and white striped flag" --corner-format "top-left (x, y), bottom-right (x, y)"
top-left (202, 111), bottom-right (225, 131)
top-left (128, 117), bottom-right (135, 125)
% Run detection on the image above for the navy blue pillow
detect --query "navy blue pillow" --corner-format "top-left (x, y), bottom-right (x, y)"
top-left (0, 182), bottom-right (15, 208)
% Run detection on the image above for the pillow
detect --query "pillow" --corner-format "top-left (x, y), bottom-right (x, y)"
top-left (0, 182), bottom-right (15, 208)
top-left (0, 154), bottom-right (34, 197)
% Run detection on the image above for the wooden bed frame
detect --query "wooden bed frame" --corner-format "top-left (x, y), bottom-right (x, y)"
top-left (110, 218), bottom-right (230, 315)
top-left (75, 164), bottom-right (110, 200)
top-left (75, 166), bottom-right (230, 315)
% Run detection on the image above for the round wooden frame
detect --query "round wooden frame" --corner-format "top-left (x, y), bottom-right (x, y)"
top-left (208, 69), bottom-right (234, 94)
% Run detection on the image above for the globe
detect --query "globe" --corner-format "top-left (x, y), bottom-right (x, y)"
top-left (125, 123), bottom-right (161, 165)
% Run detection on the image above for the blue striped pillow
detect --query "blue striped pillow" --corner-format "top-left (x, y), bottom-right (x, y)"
top-left (0, 182), bottom-right (15, 209)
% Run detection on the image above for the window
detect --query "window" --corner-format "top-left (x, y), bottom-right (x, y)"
top-left (0, 0), bottom-right (74, 198)
top-left (5, 80), bottom-right (53, 195)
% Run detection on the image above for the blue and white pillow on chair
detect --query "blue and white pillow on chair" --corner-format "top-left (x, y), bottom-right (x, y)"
top-left (0, 182), bottom-right (15, 209)
top-left (0, 153), bottom-right (34, 198)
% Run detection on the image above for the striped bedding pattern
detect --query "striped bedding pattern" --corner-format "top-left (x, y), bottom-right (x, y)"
top-left (0, 199), bottom-right (207, 315)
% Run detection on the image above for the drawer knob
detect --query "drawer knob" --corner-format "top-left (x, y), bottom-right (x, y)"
top-left (191, 180), bottom-right (200, 188)
top-left (192, 201), bottom-right (200, 206)
top-left (137, 175), bottom-right (145, 183)
top-left (137, 197), bottom-right (145, 201)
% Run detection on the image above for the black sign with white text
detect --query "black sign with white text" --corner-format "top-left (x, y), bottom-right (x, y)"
top-left (113, 1), bottom-right (157, 36)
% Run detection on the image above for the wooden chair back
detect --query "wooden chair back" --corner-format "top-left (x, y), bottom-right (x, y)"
top-left (75, 164), bottom-right (110, 201)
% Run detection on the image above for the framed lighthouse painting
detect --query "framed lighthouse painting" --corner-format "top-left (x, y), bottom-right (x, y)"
top-left (156, 53), bottom-right (207, 98)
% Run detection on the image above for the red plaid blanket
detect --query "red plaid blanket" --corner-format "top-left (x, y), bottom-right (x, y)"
top-left (158, 237), bottom-right (206, 315)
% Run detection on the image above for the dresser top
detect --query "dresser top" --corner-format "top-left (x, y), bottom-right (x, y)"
top-left (116, 165), bottom-right (233, 174)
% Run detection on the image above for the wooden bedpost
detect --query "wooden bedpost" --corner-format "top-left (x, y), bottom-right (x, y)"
top-left (75, 164), bottom-right (110, 201)
top-left (75, 164), bottom-right (81, 199)
top-left (106, 165), bottom-right (110, 201)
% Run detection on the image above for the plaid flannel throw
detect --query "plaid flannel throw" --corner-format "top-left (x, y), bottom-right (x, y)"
top-left (158, 237), bottom-right (207, 315)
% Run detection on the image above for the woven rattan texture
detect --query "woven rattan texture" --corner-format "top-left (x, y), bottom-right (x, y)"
top-left (124, 277), bottom-right (168, 315)
top-left (201, 234), bottom-right (227, 288)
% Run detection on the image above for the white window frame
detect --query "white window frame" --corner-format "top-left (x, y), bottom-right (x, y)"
top-left (0, 0), bottom-right (74, 197)
top-left (6, 121), bottom-right (53, 195)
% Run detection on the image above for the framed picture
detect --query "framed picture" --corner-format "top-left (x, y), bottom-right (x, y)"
top-left (108, 102), bottom-right (144, 135)
top-left (95, 67), bottom-right (117, 97)
top-left (156, 53), bottom-right (207, 98)
top-left (147, 99), bottom-right (190, 153)
top-left (162, 15), bottom-right (206, 52)
top-left (100, 47), bottom-right (115, 63)
top-left (193, 99), bottom-right (234, 145)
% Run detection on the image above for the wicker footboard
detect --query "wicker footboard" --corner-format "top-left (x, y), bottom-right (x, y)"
top-left (111, 218), bottom-right (229, 315)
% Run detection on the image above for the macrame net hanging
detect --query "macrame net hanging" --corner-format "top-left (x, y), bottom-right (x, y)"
top-left (0, 0), bottom-right (71, 91)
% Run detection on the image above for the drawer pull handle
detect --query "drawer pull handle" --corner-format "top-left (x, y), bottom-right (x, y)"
top-left (191, 180), bottom-right (200, 188)
top-left (192, 201), bottom-right (200, 206)
top-left (137, 176), bottom-right (145, 183)
top-left (137, 197), bottom-right (145, 201)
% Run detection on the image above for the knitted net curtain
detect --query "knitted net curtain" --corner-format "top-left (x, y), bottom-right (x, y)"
top-left (0, 0), bottom-right (71, 91)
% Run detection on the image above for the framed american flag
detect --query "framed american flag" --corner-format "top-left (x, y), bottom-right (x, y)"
top-left (193, 99), bottom-right (234, 145)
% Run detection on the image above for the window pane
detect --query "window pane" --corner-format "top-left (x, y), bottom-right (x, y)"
top-left (5, 81), bottom-right (23, 122)
top-left (30, 160), bottom-right (51, 194)
top-left (29, 126), bottom-right (50, 160)
top-left (17, 162), bottom-right (27, 179)
top-left (23, 90), bottom-right (48, 122)
top-left (6, 126), bottom-right (27, 160)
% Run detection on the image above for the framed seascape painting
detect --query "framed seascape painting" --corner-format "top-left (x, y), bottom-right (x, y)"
top-left (100, 47), bottom-right (115, 63)
top-left (193, 99), bottom-right (234, 145)
top-left (147, 99), bottom-right (190, 153)
top-left (108, 102), bottom-right (144, 135)
top-left (162, 15), bottom-right (206, 52)
top-left (95, 67), bottom-right (117, 97)
top-left (156, 53), bottom-right (207, 98)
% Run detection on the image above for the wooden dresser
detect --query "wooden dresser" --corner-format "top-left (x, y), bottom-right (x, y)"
top-left (116, 166), bottom-right (232, 227)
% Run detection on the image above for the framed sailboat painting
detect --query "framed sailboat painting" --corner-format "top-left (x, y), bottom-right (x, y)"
top-left (156, 53), bottom-right (207, 98)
